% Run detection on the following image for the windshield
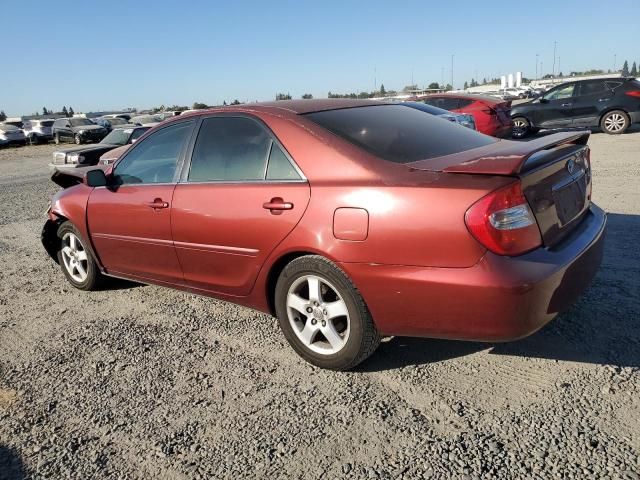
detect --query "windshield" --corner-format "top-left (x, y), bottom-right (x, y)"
top-left (108, 118), bottom-right (127, 126)
top-left (69, 118), bottom-right (95, 127)
top-left (132, 116), bottom-right (160, 124)
top-left (305, 104), bottom-right (496, 164)
top-left (101, 129), bottom-right (131, 145)
top-left (40, 120), bottom-right (54, 127)
top-left (0, 124), bottom-right (20, 132)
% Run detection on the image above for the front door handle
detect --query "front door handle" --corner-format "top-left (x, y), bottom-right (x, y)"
top-left (263, 197), bottom-right (293, 215)
top-left (147, 198), bottom-right (169, 209)
top-left (598, 98), bottom-right (611, 102)
top-left (561, 103), bottom-right (572, 107)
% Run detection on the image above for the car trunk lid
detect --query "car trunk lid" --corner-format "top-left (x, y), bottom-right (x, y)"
top-left (408, 131), bottom-right (592, 247)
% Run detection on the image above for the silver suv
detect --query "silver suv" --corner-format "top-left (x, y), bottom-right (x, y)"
top-left (23, 119), bottom-right (55, 144)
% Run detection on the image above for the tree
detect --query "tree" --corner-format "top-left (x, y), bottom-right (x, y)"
top-left (230, 99), bottom-right (241, 105)
top-left (631, 62), bottom-right (638, 77)
top-left (42, 107), bottom-right (49, 116)
top-left (402, 84), bottom-right (418, 92)
top-left (222, 100), bottom-right (228, 106)
top-left (445, 84), bottom-right (453, 91)
top-left (62, 106), bottom-right (68, 117)
top-left (68, 107), bottom-right (75, 117)
top-left (192, 102), bottom-right (209, 109)
top-left (301, 93), bottom-right (313, 99)
top-left (463, 81), bottom-right (469, 89)
top-left (275, 93), bottom-right (292, 100)
top-left (622, 60), bottom-right (629, 76)
top-left (427, 82), bottom-right (440, 90)
top-left (0, 110), bottom-right (6, 122)
top-left (379, 84), bottom-right (386, 95)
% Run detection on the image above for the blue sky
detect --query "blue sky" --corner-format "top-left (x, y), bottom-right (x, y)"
top-left (2, 0), bottom-right (639, 116)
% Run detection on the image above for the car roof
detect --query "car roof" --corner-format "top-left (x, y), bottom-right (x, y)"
top-left (425, 93), bottom-right (503, 104)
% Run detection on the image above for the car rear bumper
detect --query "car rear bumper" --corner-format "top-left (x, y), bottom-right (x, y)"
top-left (341, 204), bottom-right (606, 341)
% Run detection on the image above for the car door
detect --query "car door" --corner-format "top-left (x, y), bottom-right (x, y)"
top-left (171, 115), bottom-right (310, 296)
top-left (87, 120), bottom-right (194, 284)
top-left (535, 83), bottom-right (577, 127)
top-left (571, 80), bottom-right (612, 127)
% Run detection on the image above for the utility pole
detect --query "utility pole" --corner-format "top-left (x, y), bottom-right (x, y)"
top-left (451, 54), bottom-right (454, 89)
top-left (552, 41), bottom-right (557, 81)
top-left (558, 56), bottom-right (561, 77)
top-left (441, 66), bottom-right (444, 88)
top-left (613, 54), bottom-right (617, 72)
top-left (374, 66), bottom-right (377, 92)
top-left (535, 53), bottom-right (539, 81)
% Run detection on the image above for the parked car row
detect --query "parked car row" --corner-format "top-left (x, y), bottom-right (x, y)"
top-left (0, 113), bottom-right (164, 148)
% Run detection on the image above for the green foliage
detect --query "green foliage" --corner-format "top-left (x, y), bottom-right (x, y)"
top-left (61, 106), bottom-right (68, 117)
top-left (631, 62), bottom-right (638, 77)
top-left (463, 81), bottom-right (469, 89)
top-left (427, 82), bottom-right (440, 90)
top-left (42, 107), bottom-right (49, 116)
top-left (230, 99), bottom-right (241, 105)
top-left (0, 110), bottom-right (7, 121)
top-left (69, 107), bottom-right (75, 117)
top-left (379, 84), bottom-right (386, 95)
top-left (275, 93), bottom-right (292, 101)
top-left (301, 93), bottom-right (313, 99)
top-left (192, 102), bottom-right (209, 109)
top-left (445, 84), bottom-right (452, 91)
top-left (621, 60), bottom-right (629, 76)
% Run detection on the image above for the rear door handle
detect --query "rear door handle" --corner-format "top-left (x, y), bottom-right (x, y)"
top-left (146, 198), bottom-right (169, 209)
top-left (263, 197), bottom-right (293, 215)
top-left (598, 98), bottom-right (611, 102)
top-left (561, 103), bottom-right (572, 107)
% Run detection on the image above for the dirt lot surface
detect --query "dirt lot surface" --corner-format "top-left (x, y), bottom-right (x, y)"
top-left (0, 132), bottom-right (639, 479)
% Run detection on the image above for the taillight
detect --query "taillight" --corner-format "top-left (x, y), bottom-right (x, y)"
top-left (625, 90), bottom-right (640, 98)
top-left (465, 181), bottom-right (542, 256)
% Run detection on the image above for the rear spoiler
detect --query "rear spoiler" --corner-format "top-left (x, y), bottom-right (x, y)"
top-left (409, 130), bottom-right (590, 176)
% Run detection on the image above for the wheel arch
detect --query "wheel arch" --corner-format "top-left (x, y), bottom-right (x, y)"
top-left (41, 214), bottom-right (68, 263)
top-left (265, 251), bottom-right (318, 316)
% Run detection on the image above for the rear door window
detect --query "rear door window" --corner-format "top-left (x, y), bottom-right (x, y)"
top-left (305, 104), bottom-right (496, 164)
top-left (577, 81), bottom-right (607, 96)
top-left (188, 117), bottom-right (272, 182)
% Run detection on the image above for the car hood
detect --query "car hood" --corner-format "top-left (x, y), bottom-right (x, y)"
top-left (99, 144), bottom-right (131, 164)
top-left (55, 143), bottom-right (117, 156)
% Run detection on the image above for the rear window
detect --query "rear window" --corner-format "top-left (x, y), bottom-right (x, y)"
top-left (304, 105), bottom-right (496, 164)
top-left (40, 120), bottom-right (54, 127)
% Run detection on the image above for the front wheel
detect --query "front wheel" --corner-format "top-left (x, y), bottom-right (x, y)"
top-left (275, 255), bottom-right (380, 370)
top-left (601, 110), bottom-right (629, 135)
top-left (29, 135), bottom-right (39, 145)
top-left (56, 222), bottom-right (103, 291)
top-left (512, 117), bottom-right (531, 139)
top-left (74, 134), bottom-right (82, 145)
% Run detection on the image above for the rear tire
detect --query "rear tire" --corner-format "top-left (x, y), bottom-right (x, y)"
top-left (29, 135), bottom-right (39, 145)
top-left (512, 117), bottom-right (531, 139)
top-left (601, 110), bottom-right (629, 135)
top-left (55, 221), bottom-right (103, 291)
top-left (274, 255), bottom-right (380, 371)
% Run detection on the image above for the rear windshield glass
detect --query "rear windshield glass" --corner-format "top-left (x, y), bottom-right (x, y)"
top-left (305, 104), bottom-right (496, 164)
top-left (69, 118), bottom-right (94, 127)
top-left (40, 120), bottom-right (54, 127)
top-left (0, 124), bottom-right (19, 131)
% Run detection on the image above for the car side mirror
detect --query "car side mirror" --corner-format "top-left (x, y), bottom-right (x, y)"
top-left (539, 97), bottom-right (549, 103)
top-left (84, 169), bottom-right (108, 187)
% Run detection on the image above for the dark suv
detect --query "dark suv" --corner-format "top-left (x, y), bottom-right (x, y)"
top-left (511, 77), bottom-right (640, 138)
top-left (52, 118), bottom-right (108, 145)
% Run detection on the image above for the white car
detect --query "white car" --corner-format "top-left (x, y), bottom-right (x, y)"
top-left (0, 124), bottom-right (27, 147)
top-left (23, 119), bottom-right (55, 144)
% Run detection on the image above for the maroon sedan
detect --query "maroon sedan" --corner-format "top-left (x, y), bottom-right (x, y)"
top-left (421, 93), bottom-right (514, 138)
top-left (42, 100), bottom-right (605, 370)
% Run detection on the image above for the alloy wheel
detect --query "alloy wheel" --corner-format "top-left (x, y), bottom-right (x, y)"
top-left (60, 232), bottom-right (89, 283)
top-left (286, 274), bottom-right (350, 355)
top-left (604, 113), bottom-right (626, 133)
top-left (512, 118), bottom-right (529, 138)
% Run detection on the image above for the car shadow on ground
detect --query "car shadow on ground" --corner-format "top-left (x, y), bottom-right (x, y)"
top-left (359, 213), bottom-right (640, 373)
top-left (0, 445), bottom-right (25, 480)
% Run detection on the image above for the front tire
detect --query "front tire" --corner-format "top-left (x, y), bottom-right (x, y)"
top-left (512, 117), bottom-right (531, 139)
top-left (601, 110), bottom-right (629, 135)
top-left (55, 222), bottom-right (103, 291)
top-left (274, 255), bottom-right (380, 370)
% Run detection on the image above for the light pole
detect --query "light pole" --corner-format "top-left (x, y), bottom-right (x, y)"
top-left (535, 53), bottom-right (539, 81)
top-left (613, 54), bottom-right (617, 72)
top-left (552, 41), bottom-right (557, 81)
top-left (451, 54), bottom-right (454, 90)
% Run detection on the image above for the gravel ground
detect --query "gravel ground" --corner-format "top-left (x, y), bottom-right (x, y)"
top-left (0, 132), bottom-right (639, 480)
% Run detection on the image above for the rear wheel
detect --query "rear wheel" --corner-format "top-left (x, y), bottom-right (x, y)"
top-left (275, 255), bottom-right (380, 371)
top-left (74, 134), bottom-right (82, 145)
top-left (29, 135), bottom-right (39, 145)
top-left (512, 117), bottom-right (531, 139)
top-left (601, 110), bottom-right (629, 135)
top-left (56, 222), bottom-right (103, 291)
